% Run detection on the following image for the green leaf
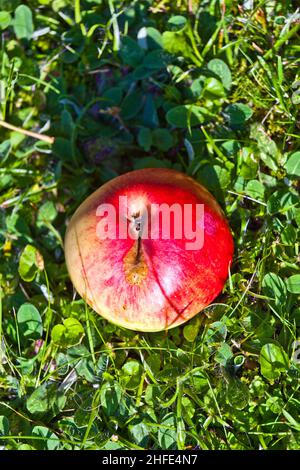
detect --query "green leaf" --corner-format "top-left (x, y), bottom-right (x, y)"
top-left (145, 353), bottom-right (161, 376)
top-left (143, 49), bottom-right (170, 70)
top-left (120, 360), bottom-right (142, 390)
top-left (267, 190), bottom-right (298, 215)
top-left (67, 346), bottom-right (96, 382)
top-left (17, 303), bottom-right (43, 340)
top-left (205, 321), bottom-right (227, 344)
top-left (121, 90), bottom-right (144, 120)
top-left (0, 140), bottom-right (11, 162)
top-left (52, 137), bottom-right (74, 162)
top-left (145, 27), bottom-right (163, 49)
top-left (74, 394), bottom-right (95, 427)
top-left (226, 378), bottom-right (249, 410)
top-left (221, 140), bottom-right (241, 157)
top-left (152, 128), bottom-right (173, 151)
top-left (133, 156), bottom-right (172, 170)
top-left (0, 11), bottom-right (11, 30)
top-left (207, 58), bottom-right (232, 91)
top-left (285, 151), bottom-right (300, 178)
top-left (138, 127), bottom-right (152, 151)
top-left (119, 37), bottom-right (144, 66)
top-left (262, 272), bottom-right (286, 307)
top-left (142, 94), bottom-right (159, 128)
top-left (31, 426), bottom-right (60, 450)
top-left (133, 66), bottom-right (154, 80)
top-left (183, 324), bottom-right (198, 342)
top-left (291, 81), bottom-right (300, 105)
top-left (166, 104), bottom-right (212, 128)
top-left (182, 396), bottom-right (195, 420)
top-left (197, 164), bottom-right (231, 190)
top-left (281, 410), bottom-right (300, 432)
top-left (17, 444), bottom-right (35, 450)
top-left (0, 416), bottom-right (9, 436)
top-left (18, 244), bottom-right (44, 282)
top-left (97, 354), bottom-right (108, 377)
top-left (13, 5), bottom-right (34, 40)
top-left (51, 324), bottom-right (66, 345)
top-left (167, 15), bottom-right (187, 31)
top-left (250, 124), bottom-right (280, 171)
top-left (294, 208), bottom-right (300, 228)
top-left (102, 87), bottom-right (123, 106)
top-left (145, 384), bottom-right (160, 406)
top-left (51, 318), bottom-right (84, 347)
top-left (215, 342), bottom-right (233, 366)
top-left (100, 382), bottom-right (122, 416)
top-left (259, 343), bottom-right (289, 380)
top-left (61, 109), bottom-right (74, 136)
top-left (286, 275), bottom-right (300, 294)
top-left (129, 420), bottom-right (150, 447)
top-left (225, 103), bottom-right (253, 128)
top-left (27, 382), bottom-right (66, 416)
top-left (281, 225), bottom-right (297, 245)
top-left (204, 77), bottom-right (225, 97)
top-left (245, 180), bottom-right (265, 200)
top-left (17, 357), bottom-right (36, 375)
top-left (158, 413), bottom-right (177, 450)
top-left (190, 78), bottom-right (203, 98)
top-left (37, 201), bottom-right (58, 226)
top-left (162, 24), bottom-right (201, 65)
top-left (63, 318), bottom-right (84, 345)
top-left (239, 147), bottom-right (258, 179)
top-left (266, 396), bottom-right (284, 414)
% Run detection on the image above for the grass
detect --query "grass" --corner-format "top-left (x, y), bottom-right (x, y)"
top-left (0, 0), bottom-right (300, 450)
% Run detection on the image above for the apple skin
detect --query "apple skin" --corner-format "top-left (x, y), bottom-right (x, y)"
top-left (64, 168), bottom-right (233, 332)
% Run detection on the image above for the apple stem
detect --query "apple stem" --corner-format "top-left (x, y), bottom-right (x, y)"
top-left (135, 234), bottom-right (142, 263)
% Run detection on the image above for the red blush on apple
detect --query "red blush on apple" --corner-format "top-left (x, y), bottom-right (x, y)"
top-left (64, 168), bottom-right (233, 332)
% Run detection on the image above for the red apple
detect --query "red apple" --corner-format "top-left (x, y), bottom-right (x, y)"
top-left (64, 168), bottom-right (233, 332)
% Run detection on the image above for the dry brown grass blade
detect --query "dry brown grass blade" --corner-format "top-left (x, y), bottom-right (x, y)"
top-left (0, 120), bottom-right (55, 144)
